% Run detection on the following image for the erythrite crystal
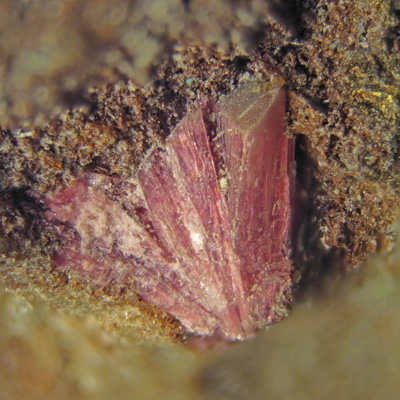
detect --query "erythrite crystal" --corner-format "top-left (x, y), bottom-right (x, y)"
top-left (46, 78), bottom-right (294, 340)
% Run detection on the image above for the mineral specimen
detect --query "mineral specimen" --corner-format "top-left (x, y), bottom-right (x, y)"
top-left (45, 78), bottom-right (294, 340)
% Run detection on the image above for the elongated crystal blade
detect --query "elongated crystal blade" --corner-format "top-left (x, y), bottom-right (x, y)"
top-left (215, 83), bottom-right (293, 326)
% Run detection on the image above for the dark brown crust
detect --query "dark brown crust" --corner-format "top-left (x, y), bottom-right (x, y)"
top-left (259, 0), bottom-right (400, 265)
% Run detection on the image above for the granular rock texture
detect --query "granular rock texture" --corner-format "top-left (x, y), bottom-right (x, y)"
top-left (262, 0), bottom-right (400, 268)
top-left (0, 0), bottom-right (284, 128)
top-left (1, 0), bottom-right (400, 341)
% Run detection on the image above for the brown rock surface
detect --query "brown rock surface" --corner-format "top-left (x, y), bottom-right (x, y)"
top-left (1, 0), bottom-right (400, 341)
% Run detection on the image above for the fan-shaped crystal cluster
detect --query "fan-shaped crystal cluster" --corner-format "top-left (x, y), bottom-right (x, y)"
top-left (46, 78), bottom-right (294, 340)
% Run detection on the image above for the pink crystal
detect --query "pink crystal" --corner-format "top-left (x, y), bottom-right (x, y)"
top-left (46, 78), bottom-right (294, 340)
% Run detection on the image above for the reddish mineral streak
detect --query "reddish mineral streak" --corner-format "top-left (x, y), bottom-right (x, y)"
top-left (45, 78), bottom-right (294, 340)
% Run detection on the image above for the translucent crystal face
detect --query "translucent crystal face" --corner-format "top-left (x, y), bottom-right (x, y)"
top-left (46, 78), bottom-right (294, 340)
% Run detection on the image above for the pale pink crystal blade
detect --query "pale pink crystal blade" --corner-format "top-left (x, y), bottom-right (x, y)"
top-left (215, 82), bottom-right (293, 326)
top-left (137, 109), bottom-right (250, 337)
